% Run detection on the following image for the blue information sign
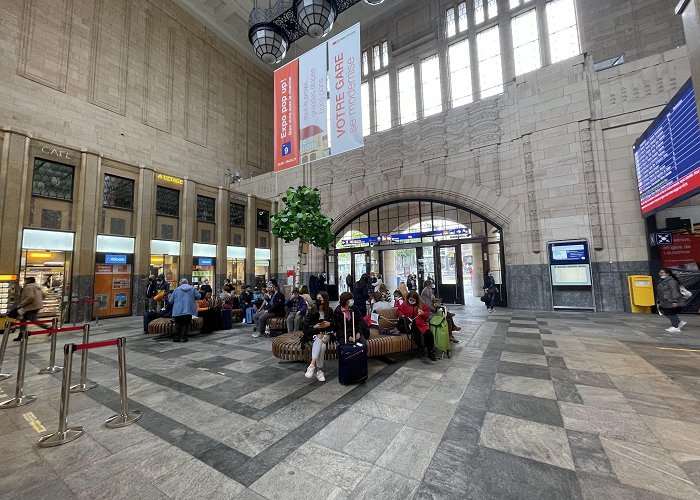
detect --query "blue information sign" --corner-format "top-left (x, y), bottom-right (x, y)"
top-left (105, 254), bottom-right (127, 264)
top-left (198, 258), bottom-right (213, 266)
top-left (633, 79), bottom-right (700, 216)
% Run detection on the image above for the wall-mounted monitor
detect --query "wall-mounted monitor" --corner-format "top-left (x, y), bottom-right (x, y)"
top-left (633, 78), bottom-right (700, 216)
top-left (548, 240), bottom-right (590, 265)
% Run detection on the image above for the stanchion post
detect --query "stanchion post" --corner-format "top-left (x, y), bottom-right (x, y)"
top-left (39, 343), bottom-right (84, 447)
top-left (69, 324), bottom-right (97, 393)
top-left (39, 319), bottom-right (62, 375)
top-left (0, 323), bottom-right (12, 381)
top-left (0, 331), bottom-right (36, 408)
top-left (105, 337), bottom-right (142, 428)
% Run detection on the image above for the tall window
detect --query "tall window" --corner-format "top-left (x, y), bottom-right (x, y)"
top-left (487, 0), bottom-right (498, 18)
top-left (512, 9), bottom-right (540, 75)
top-left (229, 203), bottom-right (245, 227)
top-left (547, 0), bottom-right (580, 63)
top-left (374, 73), bottom-right (391, 132)
top-left (103, 174), bottom-right (134, 210)
top-left (477, 25), bottom-right (503, 98)
top-left (398, 65), bottom-right (417, 124)
top-left (361, 81), bottom-right (370, 136)
top-left (448, 39), bottom-right (472, 107)
top-left (362, 51), bottom-right (368, 76)
top-left (420, 55), bottom-right (442, 117)
top-left (196, 195), bottom-right (215, 223)
top-left (446, 7), bottom-right (456, 38)
top-left (474, 0), bottom-right (484, 24)
top-left (373, 45), bottom-right (381, 71)
top-left (32, 159), bottom-right (74, 201)
top-left (382, 41), bottom-right (389, 67)
top-left (257, 209), bottom-right (270, 231)
top-left (510, 0), bottom-right (531, 8)
top-left (156, 186), bottom-right (180, 217)
top-left (458, 2), bottom-right (468, 32)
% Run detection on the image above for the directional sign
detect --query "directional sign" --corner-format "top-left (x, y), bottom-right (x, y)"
top-left (655, 232), bottom-right (673, 246)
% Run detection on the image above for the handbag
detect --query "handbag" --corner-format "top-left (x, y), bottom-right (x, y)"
top-left (397, 316), bottom-right (412, 334)
top-left (680, 286), bottom-right (692, 299)
top-left (480, 294), bottom-right (488, 303)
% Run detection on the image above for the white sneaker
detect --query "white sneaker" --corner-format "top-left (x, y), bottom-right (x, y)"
top-left (305, 365), bottom-right (315, 379)
top-left (316, 370), bottom-right (325, 382)
top-left (678, 321), bottom-right (687, 330)
top-left (252, 331), bottom-right (261, 338)
top-left (665, 326), bottom-right (682, 332)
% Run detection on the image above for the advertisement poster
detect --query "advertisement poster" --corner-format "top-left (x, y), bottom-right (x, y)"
top-left (94, 263), bottom-right (131, 317)
top-left (659, 234), bottom-right (700, 312)
top-left (298, 42), bottom-right (329, 164)
top-left (274, 59), bottom-right (300, 171)
top-left (114, 293), bottom-right (128, 308)
top-left (112, 278), bottom-right (131, 289)
top-left (96, 294), bottom-right (109, 311)
top-left (328, 23), bottom-right (363, 155)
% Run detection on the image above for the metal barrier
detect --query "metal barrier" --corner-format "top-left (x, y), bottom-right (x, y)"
top-left (0, 319), bottom-right (57, 381)
top-left (70, 324), bottom-right (97, 393)
top-left (0, 330), bottom-right (35, 408)
top-left (34, 324), bottom-right (85, 374)
top-left (39, 337), bottom-right (140, 447)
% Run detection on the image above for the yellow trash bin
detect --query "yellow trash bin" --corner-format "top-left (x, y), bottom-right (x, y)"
top-left (628, 275), bottom-right (655, 313)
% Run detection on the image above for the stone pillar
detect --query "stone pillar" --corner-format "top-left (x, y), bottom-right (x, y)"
top-left (132, 165), bottom-right (154, 316)
top-left (245, 194), bottom-right (256, 285)
top-left (216, 186), bottom-right (228, 291)
top-left (0, 132), bottom-right (30, 276)
top-left (677, 0), bottom-right (700, 118)
top-left (71, 150), bottom-right (100, 319)
top-left (471, 243), bottom-right (484, 297)
top-left (180, 177), bottom-right (195, 283)
top-left (270, 199), bottom-right (279, 281)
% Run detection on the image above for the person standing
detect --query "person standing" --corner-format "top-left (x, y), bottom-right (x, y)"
top-left (656, 268), bottom-right (686, 332)
top-left (345, 274), bottom-right (353, 293)
top-left (146, 275), bottom-right (158, 311)
top-left (13, 277), bottom-right (47, 341)
top-left (318, 272), bottom-right (327, 292)
top-left (484, 271), bottom-right (498, 313)
top-left (169, 279), bottom-right (200, 342)
top-left (407, 274), bottom-right (417, 292)
top-left (352, 274), bottom-right (370, 317)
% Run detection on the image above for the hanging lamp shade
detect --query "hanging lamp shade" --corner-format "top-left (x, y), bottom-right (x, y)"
top-left (294, 0), bottom-right (337, 39)
top-left (363, 0), bottom-right (385, 4)
top-left (248, 23), bottom-right (289, 64)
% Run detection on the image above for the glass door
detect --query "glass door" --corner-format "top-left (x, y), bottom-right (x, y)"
top-left (338, 252), bottom-right (352, 292)
top-left (353, 252), bottom-right (367, 282)
top-left (436, 246), bottom-right (461, 304)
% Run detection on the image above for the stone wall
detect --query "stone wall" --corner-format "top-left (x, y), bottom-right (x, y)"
top-left (233, 47), bottom-right (691, 312)
top-left (0, 0), bottom-right (273, 188)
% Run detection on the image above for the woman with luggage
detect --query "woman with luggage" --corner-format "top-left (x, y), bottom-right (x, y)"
top-left (334, 292), bottom-right (371, 345)
top-left (302, 292), bottom-right (334, 382)
top-left (421, 280), bottom-right (461, 342)
top-left (397, 291), bottom-right (436, 361)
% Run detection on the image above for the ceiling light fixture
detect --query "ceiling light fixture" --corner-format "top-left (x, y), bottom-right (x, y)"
top-left (248, 0), bottom-right (383, 64)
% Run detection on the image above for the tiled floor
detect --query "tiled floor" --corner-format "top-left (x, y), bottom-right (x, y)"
top-left (1, 306), bottom-right (699, 499)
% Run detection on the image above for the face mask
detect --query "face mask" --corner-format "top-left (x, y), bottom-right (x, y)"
top-left (315, 299), bottom-right (321, 306)
top-left (408, 300), bottom-right (416, 305)
top-left (348, 300), bottom-right (354, 307)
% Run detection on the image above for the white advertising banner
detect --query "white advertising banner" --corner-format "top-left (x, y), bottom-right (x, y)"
top-left (298, 42), bottom-right (329, 163)
top-left (328, 23), bottom-right (363, 155)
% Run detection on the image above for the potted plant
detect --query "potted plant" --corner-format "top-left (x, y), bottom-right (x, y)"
top-left (270, 186), bottom-right (334, 287)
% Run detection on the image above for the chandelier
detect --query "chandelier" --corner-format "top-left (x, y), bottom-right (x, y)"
top-left (248, 0), bottom-right (385, 64)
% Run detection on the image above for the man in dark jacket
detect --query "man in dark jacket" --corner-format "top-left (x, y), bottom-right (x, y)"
top-left (285, 288), bottom-right (308, 333)
top-left (252, 281), bottom-right (285, 337)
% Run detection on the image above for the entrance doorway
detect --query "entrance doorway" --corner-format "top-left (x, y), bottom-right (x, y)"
top-left (20, 250), bottom-right (72, 321)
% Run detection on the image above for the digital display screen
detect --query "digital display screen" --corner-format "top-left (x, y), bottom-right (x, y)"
top-left (105, 254), bottom-right (127, 264)
top-left (633, 79), bottom-right (700, 216)
top-left (548, 241), bottom-right (590, 265)
top-left (551, 264), bottom-right (591, 286)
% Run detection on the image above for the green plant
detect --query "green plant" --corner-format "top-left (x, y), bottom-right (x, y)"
top-left (270, 186), bottom-right (334, 285)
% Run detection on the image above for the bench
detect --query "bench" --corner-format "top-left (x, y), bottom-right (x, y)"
top-left (147, 316), bottom-right (204, 335)
top-left (271, 329), bottom-right (414, 362)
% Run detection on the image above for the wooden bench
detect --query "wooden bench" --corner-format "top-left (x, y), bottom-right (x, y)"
top-left (271, 329), bottom-right (414, 362)
top-left (147, 316), bottom-right (204, 335)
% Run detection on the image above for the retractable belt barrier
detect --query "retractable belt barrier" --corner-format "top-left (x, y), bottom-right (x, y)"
top-left (70, 324), bottom-right (97, 393)
top-left (0, 319), bottom-right (58, 380)
top-left (0, 321), bottom-right (81, 409)
top-left (39, 337), bottom-right (141, 447)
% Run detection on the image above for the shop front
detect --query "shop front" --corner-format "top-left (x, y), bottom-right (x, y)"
top-left (226, 246), bottom-right (246, 291)
top-left (94, 235), bottom-right (135, 318)
top-left (254, 248), bottom-right (271, 287)
top-left (20, 229), bottom-right (75, 322)
top-left (150, 239), bottom-right (180, 290)
top-left (192, 243), bottom-right (217, 292)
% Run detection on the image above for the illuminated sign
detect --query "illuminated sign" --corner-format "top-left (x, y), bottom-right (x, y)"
top-left (156, 173), bottom-right (184, 186)
top-left (197, 258), bottom-right (213, 266)
top-left (105, 254), bottom-right (128, 264)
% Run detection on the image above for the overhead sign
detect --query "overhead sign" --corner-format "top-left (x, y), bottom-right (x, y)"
top-left (105, 254), bottom-right (127, 264)
top-left (341, 228), bottom-right (471, 245)
top-left (299, 42), bottom-right (329, 163)
top-left (274, 59), bottom-right (300, 171)
top-left (156, 173), bottom-right (184, 186)
top-left (634, 79), bottom-right (700, 216)
top-left (197, 258), bottom-right (213, 266)
top-left (328, 23), bottom-right (363, 155)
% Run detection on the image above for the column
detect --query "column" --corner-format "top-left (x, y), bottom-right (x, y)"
top-left (71, 150), bottom-right (100, 306)
top-left (270, 199), bottom-right (279, 282)
top-left (180, 177), bottom-right (195, 282)
top-left (132, 165), bottom-right (154, 316)
top-left (245, 194), bottom-right (256, 285)
top-left (677, 0), bottom-right (700, 118)
top-left (216, 186), bottom-right (228, 291)
top-left (0, 132), bottom-right (30, 275)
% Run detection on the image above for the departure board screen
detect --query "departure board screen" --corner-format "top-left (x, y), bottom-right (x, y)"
top-left (633, 79), bottom-right (700, 216)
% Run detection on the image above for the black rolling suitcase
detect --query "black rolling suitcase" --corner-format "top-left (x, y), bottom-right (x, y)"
top-left (338, 312), bottom-right (368, 385)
